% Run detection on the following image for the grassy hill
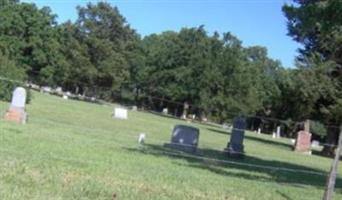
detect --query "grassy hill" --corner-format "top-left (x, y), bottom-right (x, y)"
top-left (0, 91), bottom-right (341, 200)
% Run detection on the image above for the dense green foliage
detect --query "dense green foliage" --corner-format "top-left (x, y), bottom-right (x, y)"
top-left (0, 53), bottom-right (26, 101)
top-left (283, 0), bottom-right (342, 154)
top-left (138, 29), bottom-right (284, 121)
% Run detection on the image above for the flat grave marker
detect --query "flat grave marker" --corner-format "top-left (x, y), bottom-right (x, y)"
top-left (113, 107), bottom-right (128, 120)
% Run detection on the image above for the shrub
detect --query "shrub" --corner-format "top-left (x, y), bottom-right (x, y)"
top-left (0, 53), bottom-right (28, 102)
top-left (310, 120), bottom-right (327, 138)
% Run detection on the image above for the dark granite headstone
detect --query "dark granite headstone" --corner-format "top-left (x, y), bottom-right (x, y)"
top-left (225, 116), bottom-right (246, 158)
top-left (164, 125), bottom-right (199, 153)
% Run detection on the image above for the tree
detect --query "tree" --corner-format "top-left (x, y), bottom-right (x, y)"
top-left (73, 2), bottom-right (139, 99)
top-left (0, 52), bottom-right (26, 101)
top-left (0, 1), bottom-right (64, 86)
top-left (283, 0), bottom-right (342, 155)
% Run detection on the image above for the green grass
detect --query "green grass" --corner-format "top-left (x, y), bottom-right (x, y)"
top-left (0, 91), bottom-right (341, 200)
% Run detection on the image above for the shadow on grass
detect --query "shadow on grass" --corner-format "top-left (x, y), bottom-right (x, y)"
top-left (125, 143), bottom-right (342, 190)
top-left (207, 127), bottom-right (294, 150)
top-left (276, 190), bottom-right (294, 200)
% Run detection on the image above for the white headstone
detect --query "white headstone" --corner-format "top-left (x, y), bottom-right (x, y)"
top-left (257, 128), bottom-right (261, 135)
top-left (55, 87), bottom-right (63, 93)
top-left (132, 106), bottom-right (138, 111)
top-left (290, 139), bottom-right (296, 144)
top-left (162, 108), bottom-right (168, 115)
top-left (113, 108), bottom-right (128, 119)
top-left (138, 133), bottom-right (146, 144)
top-left (62, 95), bottom-right (68, 100)
top-left (311, 140), bottom-right (320, 148)
top-left (41, 86), bottom-right (52, 93)
top-left (276, 126), bottom-right (281, 138)
top-left (272, 132), bottom-right (276, 138)
top-left (11, 87), bottom-right (26, 108)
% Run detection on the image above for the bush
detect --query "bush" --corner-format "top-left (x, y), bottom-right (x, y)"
top-left (310, 120), bottom-right (327, 138)
top-left (0, 53), bottom-right (28, 102)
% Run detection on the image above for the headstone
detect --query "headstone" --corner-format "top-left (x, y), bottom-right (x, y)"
top-left (181, 102), bottom-right (189, 119)
top-left (162, 108), bottom-right (168, 115)
top-left (311, 140), bottom-right (320, 148)
top-left (257, 128), bottom-right (261, 135)
top-left (276, 126), bottom-right (281, 138)
top-left (138, 133), bottom-right (146, 144)
top-left (55, 87), bottom-right (63, 94)
top-left (132, 106), bottom-right (138, 111)
top-left (290, 139), bottom-right (296, 144)
top-left (62, 95), bottom-right (68, 100)
top-left (164, 125), bottom-right (200, 153)
top-left (28, 83), bottom-right (40, 90)
top-left (224, 116), bottom-right (246, 158)
top-left (4, 87), bottom-right (27, 124)
top-left (272, 132), bottom-right (276, 138)
top-left (112, 107), bottom-right (128, 119)
top-left (41, 86), bottom-right (52, 93)
top-left (294, 120), bottom-right (312, 154)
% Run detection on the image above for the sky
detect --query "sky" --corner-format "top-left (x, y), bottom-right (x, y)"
top-left (22, 0), bottom-right (301, 68)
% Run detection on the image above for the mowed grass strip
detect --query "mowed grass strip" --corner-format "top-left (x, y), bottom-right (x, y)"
top-left (0, 91), bottom-right (341, 200)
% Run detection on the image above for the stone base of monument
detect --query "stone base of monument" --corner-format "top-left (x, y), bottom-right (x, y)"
top-left (4, 107), bottom-right (27, 124)
top-left (164, 143), bottom-right (197, 153)
top-left (224, 143), bottom-right (244, 158)
top-left (294, 131), bottom-right (312, 154)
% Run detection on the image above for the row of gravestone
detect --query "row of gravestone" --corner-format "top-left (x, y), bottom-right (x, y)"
top-left (3, 87), bottom-right (313, 156)
top-left (163, 117), bottom-right (313, 158)
top-left (3, 87), bottom-right (132, 123)
top-left (164, 117), bottom-right (247, 158)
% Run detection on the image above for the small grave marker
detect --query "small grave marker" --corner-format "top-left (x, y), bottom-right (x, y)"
top-left (138, 133), bottom-right (146, 144)
top-left (276, 126), bottom-right (281, 138)
top-left (4, 87), bottom-right (27, 124)
top-left (162, 108), bottom-right (168, 115)
top-left (311, 140), bottom-right (320, 148)
top-left (132, 106), bottom-right (138, 111)
top-left (112, 107), bottom-right (128, 120)
top-left (55, 87), bottom-right (63, 94)
top-left (257, 128), bottom-right (261, 135)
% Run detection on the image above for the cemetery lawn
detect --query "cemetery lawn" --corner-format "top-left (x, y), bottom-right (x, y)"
top-left (1, 91), bottom-right (342, 200)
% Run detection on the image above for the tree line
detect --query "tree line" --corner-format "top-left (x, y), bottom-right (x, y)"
top-left (0, 0), bottom-right (341, 155)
